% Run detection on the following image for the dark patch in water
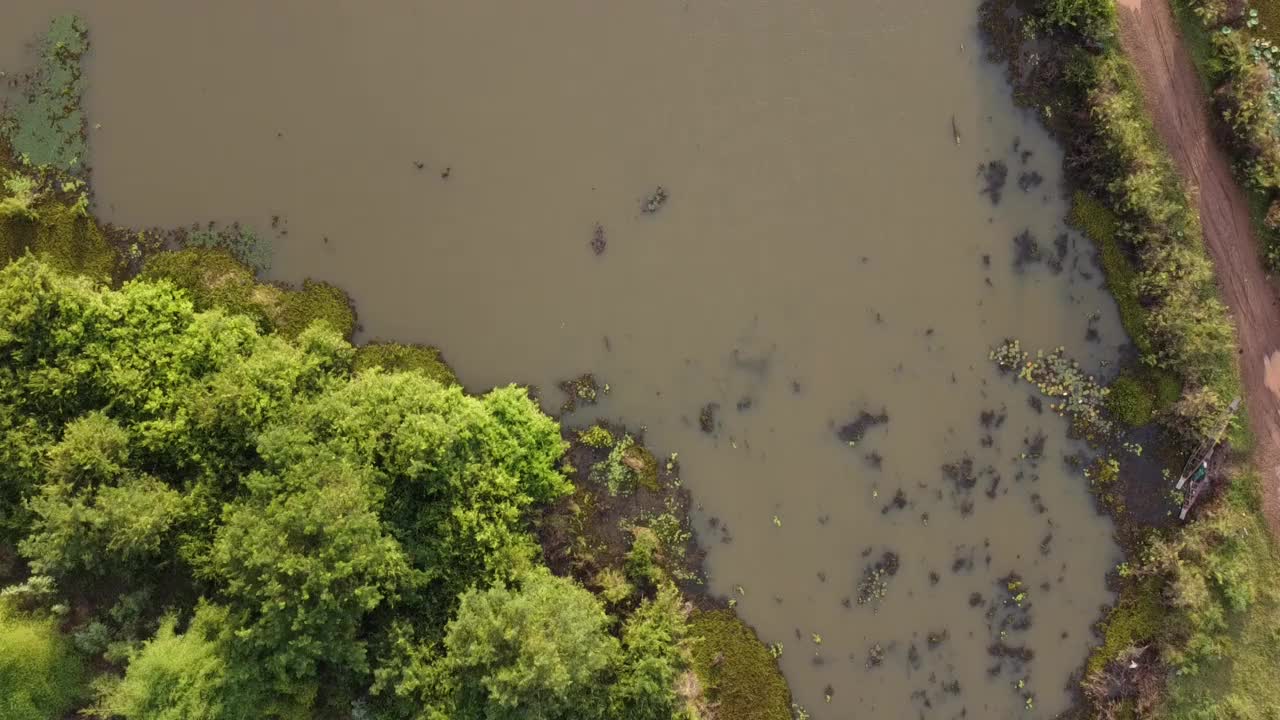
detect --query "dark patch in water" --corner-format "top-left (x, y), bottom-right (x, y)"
top-left (1017, 170), bottom-right (1043, 192)
top-left (838, 409), bottom-right (890, 444)
top-left (978, 160), bottom-right (1009, 204)
top-left (1012, 230), bottom-right (1042, 271)
top-left (590, 223), bottom-right (606, 255)
top-left (699, 403), bottom-right (719, 434)
top-left (881, 488), bottom-right (907, 514)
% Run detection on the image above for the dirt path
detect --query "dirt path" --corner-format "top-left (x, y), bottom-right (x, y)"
top-left (1116, 0), bottom-right (1280, 535)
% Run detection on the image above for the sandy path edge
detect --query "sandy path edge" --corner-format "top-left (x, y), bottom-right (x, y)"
top-left (1115, 0), bottom-right (1280, 536)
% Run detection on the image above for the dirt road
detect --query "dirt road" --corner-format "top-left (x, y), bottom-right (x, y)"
top-left (1115, 0), bottom-right (1280, 534)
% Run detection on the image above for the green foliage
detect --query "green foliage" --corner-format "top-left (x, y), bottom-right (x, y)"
top-left (1085, 576), bottom-right (1164, 677)
top-left (593, 567), bottom-right (635, 605)
top-left (141, 248), bottom-right (355, 339)
top-left (609, 583), bottom-right (688, 720)
top-left (592, 435), bottom-right (659, 496)
top-left (95, 604), bottom-right (274, 720)
top-left (1149, 491), bottom-right (1280, 719)
top-left (1084, 52), bottom-right (1240, 441)
top-left (1, 15), bottom-right (89, 172)
top-left (274, 279), bottom-right (355, 340)
top-left (352, 342), bottom-right (458, 386)
top-left (0, 600), bottom-right (86, 720)
top-left (0, 258), bottom-right (594, 719)
top-left (204, 462), bottom-right (410, 705)
top-left (1071, 193), bottom-right (1151, 354)
top-left (625, 527), bottom-right (665, 589)
top-left (1039, 0), bottom-right (1117, 43)
top-left (688, 610), bottom-right (791, 720)
top-left (0, 172), bottom-right (41, 221)
top-left (428, 569), bottom-right (619, 720)
top-left (1107, 374), bottom-right (1156, 426)
top-left (578, 424), bottom-right (616, 449)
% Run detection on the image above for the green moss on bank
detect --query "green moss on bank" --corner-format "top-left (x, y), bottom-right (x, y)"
top-left (0, 184), bottom-right (115, 281)
top-left (0, 602), bottom-right (87, 720)
top-left (352, 342), bottom-right (458, 386)
top-left (141, 247), bottom-right (355, 340)
top-left (688, 610), bottom-right (791, 720)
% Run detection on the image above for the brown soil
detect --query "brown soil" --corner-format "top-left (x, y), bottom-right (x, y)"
top-left (1116, 0), bottom-right (1280, 536)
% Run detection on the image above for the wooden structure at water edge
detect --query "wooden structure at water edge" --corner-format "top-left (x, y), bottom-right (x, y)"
top-left (1175, 397), bottom-right (1241, 520)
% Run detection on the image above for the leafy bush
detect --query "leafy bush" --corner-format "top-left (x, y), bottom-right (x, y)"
top-left (1107, 374), bottom-right (1156, 426)
top-left (427, 569), bottom-right (620, 720)
top-left (1040, 0), bottom-right (1117, 43)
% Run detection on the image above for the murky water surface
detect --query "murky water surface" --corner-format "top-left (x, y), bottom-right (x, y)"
top-left (4, 2), bottom-right (1125, 716)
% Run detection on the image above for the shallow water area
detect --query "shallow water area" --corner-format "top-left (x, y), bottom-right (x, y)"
top-left (2, 1), bottom-right (1126, 716)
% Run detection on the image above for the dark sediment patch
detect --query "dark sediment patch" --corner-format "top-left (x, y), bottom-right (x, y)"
top-left (1017, 169), bottom-right (1043, 192)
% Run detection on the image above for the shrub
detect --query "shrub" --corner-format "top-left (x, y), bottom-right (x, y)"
top-left (1040, 0), bottom-right (1117, 43)
top-left (1107, 374), bottom-right (1156, 426)
top-left (578, 424), bottom-right (616, 449)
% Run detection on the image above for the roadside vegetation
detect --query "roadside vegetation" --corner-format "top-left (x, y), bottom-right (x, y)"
top-left (1173, 0), bottom-right (1280, 270)
top-left (0, 14), bottom-right (792, 720)
top-left (982, 1), bottom-right (1280, 717)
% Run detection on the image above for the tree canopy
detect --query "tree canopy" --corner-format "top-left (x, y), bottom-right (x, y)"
top-left (0, 256), bottom-right (705, 719)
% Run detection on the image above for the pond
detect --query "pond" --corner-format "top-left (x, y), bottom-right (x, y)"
top-left (3, 1), bottom-right (1124, 715)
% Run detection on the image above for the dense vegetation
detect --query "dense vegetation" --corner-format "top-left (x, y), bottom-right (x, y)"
top-left (0, 256), bottom-right (726, 719)
top-left (982, 1), bottom-right (1280, 717)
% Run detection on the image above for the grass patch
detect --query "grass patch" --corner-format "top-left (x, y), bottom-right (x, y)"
top-left (1154, 483), bottom-right (1280, 719)
top-left (352, 342), bottom-right (458, 386)
top-left (141, 247), bottom-right (356, 340)
top-left (1086, 575), bottom-right (1164, 677)
top-left (1070, 193), bottom-right (1151, 355)
top-left (688, 610), bottom-right (791, 720)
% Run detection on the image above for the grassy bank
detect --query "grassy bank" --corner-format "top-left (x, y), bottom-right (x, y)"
top-left (981, 1), bottom-right (1280, 717)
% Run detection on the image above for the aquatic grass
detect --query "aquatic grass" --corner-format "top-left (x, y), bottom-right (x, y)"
top-left (687, 610), bottom-right (791, 720)
top-left (1, 15), bottom-right (89, 173)
top-left (185, 225), bottom-right (272, 274)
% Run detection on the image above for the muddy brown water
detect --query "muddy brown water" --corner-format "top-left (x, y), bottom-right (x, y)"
top-left (3, 2), bottom-right (1126, 716)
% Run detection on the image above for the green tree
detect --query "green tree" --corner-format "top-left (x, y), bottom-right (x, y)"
top-left (95, 604), bottom-right (272, 720)
top-left (428, 569), bottom-right (619, 720)
top-left (203, 461), bottom-right (410, 708)
top-left (609, 583), bottom-right (688, 720)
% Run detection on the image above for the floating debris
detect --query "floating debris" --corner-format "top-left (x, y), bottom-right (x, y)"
top-left (642, 185), bottom-right (669, 214)
top-left (590, 223), bottom-right (607, 255)
top-left (558, 373), bottom-right (606, 414)
top-left (699, 403), bottom-right (719, 434)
